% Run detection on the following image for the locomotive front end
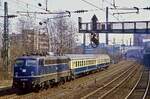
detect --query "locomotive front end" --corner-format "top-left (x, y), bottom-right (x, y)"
top-left (13, 57), bottom-right (39, 89)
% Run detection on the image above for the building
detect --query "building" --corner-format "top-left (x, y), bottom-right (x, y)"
top-left (22, 29), bottom-right (37, 53)
top-left (10, 29), bottom-right (49, 54)
top-left (37, 30), bottom-right (49, 53)
top-left (22, 29), bottom-right (49, 53)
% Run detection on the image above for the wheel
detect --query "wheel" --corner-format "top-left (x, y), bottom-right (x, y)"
top-left (34, 84), bottom-right (41, 92)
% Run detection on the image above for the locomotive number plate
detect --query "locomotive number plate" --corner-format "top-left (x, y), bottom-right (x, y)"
top-left (22, 69), bottom-right (26, 72)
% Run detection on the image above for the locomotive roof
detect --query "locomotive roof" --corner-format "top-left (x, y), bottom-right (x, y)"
top-left (17, 55), bottom-right (69, 60)
top-left (17, 54), bottom-right (109, 60)
top-left (65, 54), bottom-right (109, 59)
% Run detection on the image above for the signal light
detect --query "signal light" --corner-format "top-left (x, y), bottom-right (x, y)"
top-left (90, 33), bottom-right (99, 48)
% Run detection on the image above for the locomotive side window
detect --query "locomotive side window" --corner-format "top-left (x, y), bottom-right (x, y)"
top-left (26, 59), bottom-right (37, 66)
top-left (57, 59), bottom-right (68, 64)
top-left (45, 59), bottom-right (56, 64)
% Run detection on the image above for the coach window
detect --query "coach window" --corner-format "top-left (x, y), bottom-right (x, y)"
top-left (76, 61), bottom-right (78, 67)
top-left (74, 62), bottom-right (76, 67)
top-left (45, 59), bottom-right (50, 65)
top-left (79, 61), bottom-right (80, 66)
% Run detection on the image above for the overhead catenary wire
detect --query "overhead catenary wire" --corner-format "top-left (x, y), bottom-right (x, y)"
top-left (11, 0), bottom-right (48, 12)
top-left (81, 0), bottom-right (120, 21)
top-left (81, 0), bottom-right (104, 10)
top-left (7, 0), bottom-right (36, 14)
top-left (102, 0), bottom-right (125, 20)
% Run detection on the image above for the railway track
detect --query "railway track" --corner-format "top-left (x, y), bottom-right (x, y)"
top-left (42, 61), bottom-right (137, 99)
top-left (145, 74), bottom-right (150, 99)
top-left (0, 61), bottom-right (137, 99)
top-left (81, 64), bottom-right (138, 99)
top-left (125, 68), bottom-right (150, 99)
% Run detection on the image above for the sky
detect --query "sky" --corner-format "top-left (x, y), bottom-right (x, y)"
top-left (1, 0), bottom-right (150, 45)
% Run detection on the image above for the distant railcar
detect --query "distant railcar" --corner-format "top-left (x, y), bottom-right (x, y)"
top-left (143, 53), bottom-right (150, 68)
top-left (13, 54), bottom-right (111, 90)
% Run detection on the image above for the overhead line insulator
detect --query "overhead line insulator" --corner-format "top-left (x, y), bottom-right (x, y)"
top-left (74, 10), bottom-right (88, 13)
top-left (143, 7), bottom-right (150, 10)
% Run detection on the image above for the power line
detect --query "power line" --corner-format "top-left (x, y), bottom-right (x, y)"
top-left (11, 0), bottom-right (47, 12)
top-left (9, 0), bottom-right (34, 13)
top-left (81, 0), bottom-right (104, 11)
top-left (81, 0), bottom-right (120, 21)
top-left (102, 0), bottom-right (125, 20)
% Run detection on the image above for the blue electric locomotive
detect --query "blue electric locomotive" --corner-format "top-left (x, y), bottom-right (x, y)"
top-left (13, 55), bottom-right (70, 90)
top-left (13, 54), bottom-right (111, 90)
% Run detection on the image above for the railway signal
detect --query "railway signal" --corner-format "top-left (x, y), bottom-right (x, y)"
top-left (90, 15), bottom-right (99, 48)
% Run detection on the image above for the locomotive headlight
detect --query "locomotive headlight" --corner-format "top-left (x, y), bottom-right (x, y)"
top-left (15, 72), bottom-right (18, 77)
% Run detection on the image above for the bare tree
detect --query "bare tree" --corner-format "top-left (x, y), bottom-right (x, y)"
top-left (47, 15), bottom-right (78, 55)
top-left (17, 15), bottom-right (36, 31)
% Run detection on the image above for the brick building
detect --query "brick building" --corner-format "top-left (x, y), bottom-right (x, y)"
top-left (10, 29), bottom-right (49, 53)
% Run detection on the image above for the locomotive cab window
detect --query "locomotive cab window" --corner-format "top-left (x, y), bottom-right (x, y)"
top-left (14, 59), bottom-right (37, 67)
top-left (15, 59), bottom-right (25, 67)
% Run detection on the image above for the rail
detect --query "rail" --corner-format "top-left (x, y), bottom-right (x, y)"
top-left (125, 69), bottom-right (150, 99)
top-left (81, 64), bottom-right (137, 99)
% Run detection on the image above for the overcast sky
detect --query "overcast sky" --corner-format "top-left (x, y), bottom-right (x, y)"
top-left (1, 0), bottom-right (150, 45)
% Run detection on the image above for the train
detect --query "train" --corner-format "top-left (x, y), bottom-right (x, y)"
top-left (12, 54), bottom-right (111, 91)
top-left (143, 41), bottom-right (150, 69)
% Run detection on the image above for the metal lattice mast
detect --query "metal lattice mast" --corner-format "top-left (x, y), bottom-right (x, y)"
top-left (2, 2), bottom-right (9, 80)
top-left (1, 2), bottom-right (17, 80)
top-left (106, 7), bottom-right (109, 45)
